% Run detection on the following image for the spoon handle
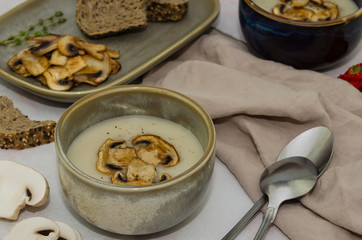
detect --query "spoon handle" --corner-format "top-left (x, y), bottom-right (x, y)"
top-left (254, 207), bottom-right (277, 240)
top-left (222, 195), bottom-right (267, 240)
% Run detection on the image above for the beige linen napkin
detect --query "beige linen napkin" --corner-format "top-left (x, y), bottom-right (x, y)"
top-left (142, 29), bottom-right (362, 239)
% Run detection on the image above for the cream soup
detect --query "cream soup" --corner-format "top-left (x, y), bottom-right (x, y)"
top-left (67, 115), bottom-right (204, 183)
top-left (252, 0), bottom-right (359, 18)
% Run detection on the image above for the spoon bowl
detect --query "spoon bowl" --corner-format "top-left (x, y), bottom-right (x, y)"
top-left (277, 126), bottom-right (334, 176)
top-left (254, 156), bottom-right (318, 240)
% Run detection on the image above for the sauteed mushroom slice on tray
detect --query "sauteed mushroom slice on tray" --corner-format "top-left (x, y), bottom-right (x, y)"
top-left (8, 49), bottom-right (50, 77)
top-left (7, 34), bottom-right (121, 91)
top-left (58, 35), bottom-right (106, 60)
top-left (49, 50), bottom-right (68, 66)
top-left (73, 52), bottom-right (112, 86)
top-left (132, 134), bottom-right (180, 167)
top-left (42, 55), bottom-right (87, 91)
top-left (28, 34), bottom-right (62, 56)
top-left (97, 138), bottom-right (137, 174)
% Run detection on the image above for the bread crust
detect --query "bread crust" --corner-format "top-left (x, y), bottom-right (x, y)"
top-left (0, 96), bottom-right (56, 150)
top-left (147, 0), bottom-right (188, 22)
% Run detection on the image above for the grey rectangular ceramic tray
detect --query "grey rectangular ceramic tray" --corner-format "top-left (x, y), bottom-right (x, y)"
top-left (0, 0), bottom-right (219, 102)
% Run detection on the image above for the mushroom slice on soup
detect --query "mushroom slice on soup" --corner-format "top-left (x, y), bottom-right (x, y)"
top-left (322, 2), bottom-right (339, 19)
top-left (111, 158), bottom-right (157, 185)
top-left (273, 3), bottom-right (314, 21)
top-left (97, 138), bottom-right (137, 174)
top-left (291, 0), bottom-right (309, 7)
top-left (132, 134), bottom-right (180, 167)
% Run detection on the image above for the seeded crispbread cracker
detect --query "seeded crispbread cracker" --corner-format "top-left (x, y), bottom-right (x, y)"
top-left (0, 96), bottom-right (56, 150)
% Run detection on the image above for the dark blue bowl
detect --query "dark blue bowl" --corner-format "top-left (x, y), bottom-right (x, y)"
top-left (239, 0), bottom-right (362, 69)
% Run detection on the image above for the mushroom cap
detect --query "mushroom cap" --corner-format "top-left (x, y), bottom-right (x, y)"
top-left (0, 160), bottom-right (49, 220)
top-left (4, 217), bottom-right (60, 240)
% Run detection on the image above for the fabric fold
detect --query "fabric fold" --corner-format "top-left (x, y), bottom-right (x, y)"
top-left (142, 29), bottom-right (362, 239)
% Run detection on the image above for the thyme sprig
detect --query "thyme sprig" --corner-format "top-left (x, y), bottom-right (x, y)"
top-left (0, 11), bottom-right (66, 47)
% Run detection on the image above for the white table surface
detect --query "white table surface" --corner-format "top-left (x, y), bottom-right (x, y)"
top-left (0, 0), bottom-right (361, 239)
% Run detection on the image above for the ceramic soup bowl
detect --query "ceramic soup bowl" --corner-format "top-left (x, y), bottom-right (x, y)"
top-left (55, 85), bottom-right (216, 235)
top-left (239, 0), bottom-right (362, 69)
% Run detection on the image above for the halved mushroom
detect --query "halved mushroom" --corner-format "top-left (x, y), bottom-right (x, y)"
top-left (111, 158), bottom-right (157, 185)
top-left (8, 49), bottom-right (49, 77)
top-left (55, 221), bottom-right (82, 240)
top-left (49, 50), bottom-right (68, 66)
top-left (28, 34), bottom-right (63, 56)
top-left (97, 139), bottom-right (137, 174)
top-left (0, 160), bottom-right (49, 220)
top-left (73, 52), bottom-right (112, 86)
top-left (58, 35), bottom-right (106, 60)
top-left (4, 217), bottom-right (60, 240)
top-left (132, 134), bottom-right (180, 167)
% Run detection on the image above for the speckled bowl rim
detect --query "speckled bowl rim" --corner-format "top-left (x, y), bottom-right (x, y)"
top-left (243, 0), bottom-right (362, 27)
top-left (55, 85), bottom-right (216, 193)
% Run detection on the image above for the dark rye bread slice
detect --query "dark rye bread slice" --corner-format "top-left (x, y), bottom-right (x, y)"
top-left (76, 0), bottom-right (148, 38)
top-left (146, 0), bottom-right (188, 22)
top-left (0, 96), bottom-right (56, 150)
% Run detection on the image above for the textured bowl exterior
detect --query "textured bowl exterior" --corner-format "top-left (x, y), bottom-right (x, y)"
top-left (55, 85), bottom-right (216, 235)
top-left (239, 0), bottom-right (362, 69)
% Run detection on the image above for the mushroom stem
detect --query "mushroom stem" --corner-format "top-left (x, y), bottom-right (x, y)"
top-left (0, 181), bottom-right (27, 220)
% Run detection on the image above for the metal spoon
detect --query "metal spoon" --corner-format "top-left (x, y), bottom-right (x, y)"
top-left (222, 126), bottom-right (333, 240)
top-left (254, 156), bottom-right (318, 240)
